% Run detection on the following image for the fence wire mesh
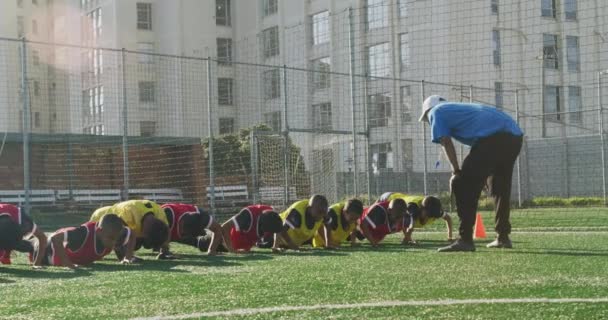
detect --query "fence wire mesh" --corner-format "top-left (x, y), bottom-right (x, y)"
top-left (0, 0), bottom-right (606, 221)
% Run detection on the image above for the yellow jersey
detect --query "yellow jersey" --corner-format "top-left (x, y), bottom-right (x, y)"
top-left (312, 202), bottom-right (356, 248)
top-left (279, 200), bottom-right (323, 246)
top-left (380, 193), bottom-right (439, 228)
top-left (90, 200), bottom-right (168, 238)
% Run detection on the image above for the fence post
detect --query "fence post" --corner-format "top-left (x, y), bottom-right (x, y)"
top-left (515, 89), bottom-right (522, 208)
top-left (348, 7), bottom-right (358, 197)
top-left (598, 71), bottom-right (607, 205)
top-left (120, 48), bottom-right (130, 201)
top-left (364, 74), bottom-right (372, 204)
top-left (282, 65), bottom-right (290, 206)
top-left (206, 57), bottom-right (216, 213)
top-left (420, 80), bottom-right (427, 195)
top-left (250, 129), bottom-right (258, 204)
top-left (20, 38), bottom-right (31, 212)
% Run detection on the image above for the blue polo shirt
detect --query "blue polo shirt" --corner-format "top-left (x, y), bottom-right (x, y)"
top-left (428, 103), bottom-right (523, 147)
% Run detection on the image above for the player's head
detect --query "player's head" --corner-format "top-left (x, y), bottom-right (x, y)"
top-left (387, 198), bottom-right (407, 222)
top-left (421, 196), bottom-right (443, 223)
top-left (179, 212), bottom-right (203, 239)
top-left (259, 210), bottom-right (283, 234)
top-left (343, 198), bottom-right (364, 223)
top-left (0, 216), bottom-right (21, 251)
top-left (308, 195), bottom-right (329, 221)
top-left (142, 215), bottom-right (169, 251)
top-left (98, 214), bottom-right (125, 248)
top-left (419, 95), bottom-right (446, 123)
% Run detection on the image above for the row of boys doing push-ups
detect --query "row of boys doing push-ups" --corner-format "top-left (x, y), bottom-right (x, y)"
top-left (0, 192), bottom-right (451, 269)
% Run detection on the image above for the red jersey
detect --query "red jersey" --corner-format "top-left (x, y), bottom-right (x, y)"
top-left (359, 201), bottom-right (404, 243)
top-left (51, 221), bottom-right (112, 266)
top-left (230, 205), bottom-right (273, 251)
top-left (161, 203), bottom-right (206, 241)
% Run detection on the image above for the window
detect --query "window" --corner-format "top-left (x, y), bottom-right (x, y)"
top-left (399, 33), bottom-right (410, 69)
top-left (33, 80), bottom-right (40, 96)
top-left (93, 49), bottom-right (103, 76)
top-left (262, 0), bottom-right (277, 17)
top-left (566, 36), bottom-right (580, 72)
top-left (543, 34), bottom-right (559, 69)
top-left (263, 69), bottom-right (280, 99)
top-left (312, 103), bottom-right (332, 130)
top-left (140, 121), bottom-right (156, 137)
top-left (218, 78), bottom-right (234, 105)
top-left (264, 111), bottom-right (281, 131)
top-left (17, 0), bottom-right (23, 8)
top-left (96, 125), bottom-right (105, 136)
top-left (32, 50), bottom-right (40, 66)
top-left (495, 82), bottom-right (503, 109)
top-left (568, 86), bottom-right (581, 123)
top-left (565, 0), bottom-right (577, 20)
top-left (491, 0), bottom-right (498, 14)
top-left (137, 42), bottom-right (154, 64)
top-left (368, 93), bottom-right (391, 128)
top-left (92, 8), bottom-right (102, 39)
top-left (544, 85), bottom-right (561, 122)
top-left (399, 0), bottom-right (408, 17)
top-left (312, 57), bottom-right (330, 90)
top-left (371, 143), bottom-right (393, 171)
top-left (366, 0), bottom-right (388, 30)
top-left (217, 38), bottom-right (232, 64)
top-left (219, 118), bottom-right (235, 134)
top-left (32, 19), bottom-right (38, 35)
top-left (492, 29), bottom-right (501, 66)
top-left (34, 112), bottom-right (40, 128)
top-left (139, 81), bottom-right (155, 102)
top-left (136, 3), bottom-right (152, 30)
top-left (17, 16), bottom-right (24, 37)
top-left (367, 42), bottom-right (391, 78)
top-left (401, 139), bottom-right (413, 170)
top-left (541, 0), bottom-right (556, 18)
top-left (216, 0), bottom-right (231, 26)
top-left (312, 11), bottom-right (329, 45)
top-left (400, 86), bottom-right (412, 122)
top-left (262, 26), bottom-right (279, 58)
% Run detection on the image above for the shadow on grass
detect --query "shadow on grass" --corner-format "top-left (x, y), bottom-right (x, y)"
top-left (93, 256), bottom-right (244, 272)
top-left (506, 249), bottom-right (608, 257)
top-left (174, 253), bottom-right (274, 262)
top-left (0, 277), bottom-right (16, 284)
top-left (0, 266), bottom-right (92, 279)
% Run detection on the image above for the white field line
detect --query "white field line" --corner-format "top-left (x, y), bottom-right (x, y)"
top-left (131, 298), bottom-right (608, 320)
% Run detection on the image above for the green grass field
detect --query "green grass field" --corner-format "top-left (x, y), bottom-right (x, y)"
top-left (1, 208), bottom-right (608, 319)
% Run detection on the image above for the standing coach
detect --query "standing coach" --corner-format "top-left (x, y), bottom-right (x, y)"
top-left (419, 95), bottom-right (523, 252)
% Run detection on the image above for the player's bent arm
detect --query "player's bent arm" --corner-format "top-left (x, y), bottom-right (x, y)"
top-left (206, 221), bottom-right (223, 255)
top-left (350, 230), bottom-right (358, 246)
top-left (359, 222), bottom-right (378, 247)
top-left (220, 220), bottom-right (237, 254)
top-left (443, 214), bottom-right (454, 240)
top-left (322, 225), bottom-right (334, 249)
top-left (123, 229), bottom-right (136, 263)
top-left (276, 229), bottom-right (299, 251)
top-left (49, 233), bottom-right (76, 269)
top-left (32, 228), bottom-right (47, 267)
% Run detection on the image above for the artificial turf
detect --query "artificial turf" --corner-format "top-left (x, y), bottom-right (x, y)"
top-left (1, 208), bottom-right (607, 319)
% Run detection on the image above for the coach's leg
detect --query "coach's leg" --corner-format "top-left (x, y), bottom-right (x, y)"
top-left (487, 135), bottom-right (522, 248)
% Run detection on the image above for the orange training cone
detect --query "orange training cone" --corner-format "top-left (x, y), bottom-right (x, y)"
top-left (474, 213), bottom-right (487, 239)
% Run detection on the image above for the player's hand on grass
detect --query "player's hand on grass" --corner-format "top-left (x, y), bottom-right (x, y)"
top-left (350, 242), bottom-right (360, 247)
top-left (271, 247), bottom-right (284, 254)
top-left (401, 238), bottom-right (417, 245)
top-left (120, 258), bottom-right (134, 265)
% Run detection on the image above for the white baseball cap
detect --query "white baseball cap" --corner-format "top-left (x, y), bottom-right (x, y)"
top-left (419, 95), bottom-right (446, 122)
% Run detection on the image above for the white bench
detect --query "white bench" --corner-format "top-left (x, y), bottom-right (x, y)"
top-left (206, 185), bottom-right (251, 208)
top-left (259, 186), bottom-right (297, 202)
top-left (130, 188), bottom-right (183, 203)
top-left (56, 189), bottom-right (122, 203)
top-left (0, 190), bottom-right (56, 205)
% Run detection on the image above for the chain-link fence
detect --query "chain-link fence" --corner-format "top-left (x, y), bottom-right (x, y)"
top-left (0, 0), bottom-right (607, 217)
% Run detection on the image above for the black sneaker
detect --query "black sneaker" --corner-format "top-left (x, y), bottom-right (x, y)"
top-left (437, 239), bottom-right (476, 252)
top-left (486, 237), bottom-right (513, 249)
